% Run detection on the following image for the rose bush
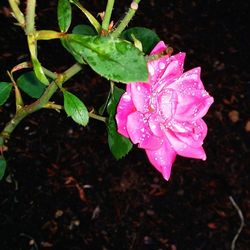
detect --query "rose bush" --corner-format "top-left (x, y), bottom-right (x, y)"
top-left (116, 41), bottom-right (214, 180)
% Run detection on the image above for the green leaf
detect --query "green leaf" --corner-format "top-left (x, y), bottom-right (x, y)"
top-left (16, 71), bottom-right (47, 98)
top-left (63, 91), bottom-right (89, 126)
top-left (0, 82), bottom-right (12, 106)
top-left (72, 24), bottom-right (97, 36)
top-left (58, 0), bottom-right (72, 32)
top-left (32, 57), bottom-right (49, 85)
top-left (107, 86), bottom-right (133, 159)
top-left (62, 34), bottom-right (148, 83)
top-left (0, 156), bottom-right (7, 180)
top-left (61, 25), bottom-right (97, 63)
top-left (61, 39), bottom-right (86, 64)
top-left (121, 27), bottom-right (160, 54)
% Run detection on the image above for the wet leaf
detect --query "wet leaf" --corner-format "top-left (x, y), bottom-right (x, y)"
top-left (0, 82), bottom-right (12, 106)
top-left (63, 91), bottom-right (89, 126)
top-left (107, 86), bottom-right (133, 159)
top-left (62, 34), bottom-right (148, 83)
top-left (0, 156), bottom-right (7, 180)
top-left (61, 39), bottom-right (85, 64)
top-left (16, 71), bottom-right (46, 98)
top-left (58, 0), bottom-right (72, 32)
top-left (121, 27), bottom-right (160, 54)
top-left (72, 24), bottom-right (97, 36)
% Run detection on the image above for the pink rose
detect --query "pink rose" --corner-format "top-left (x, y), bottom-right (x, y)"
top-left (115, 41), bottom-right (214, 180)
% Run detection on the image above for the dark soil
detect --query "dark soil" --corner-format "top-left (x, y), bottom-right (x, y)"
top-left (0, 0), bottom-right (249, 249)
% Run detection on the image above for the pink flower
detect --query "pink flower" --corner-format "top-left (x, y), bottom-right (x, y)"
top-left (115, 41), bottom-right (214, 180)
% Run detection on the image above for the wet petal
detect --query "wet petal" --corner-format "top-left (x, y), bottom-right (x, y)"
top-left (154, 53), bottom-right (186, 91)
top-left (127, 112), bottom-right (163, 150)
top-left (157, 89), bottom-right (178, 120)
top-left (150, 41), bottom-right (167, 55)
top-left (148, 55), bottom-right (170, 84)
top-left (168, 67), bottom-right (204, 90)
top-left (146, 138), bottom-right (176, 180)
top-left (130, 83), bottom-right (151, 113)
top-left (174, 90), bottom-right (214, 121)
top-left (174, 119), bottom-right (208, 148)
top-left (116, 91), bottom-right (135, 137)
top-left (148, 114), bottom-right (164, 137)
top-left (165, 129), bottom-right (206, 160)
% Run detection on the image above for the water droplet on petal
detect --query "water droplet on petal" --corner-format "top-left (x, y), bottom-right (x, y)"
top-left (137, 85), bottom-right (141, 91)
top-left (193, 108), bottom-right (198, 117)
top-left (148, 64), bottom-right (155, 75)
top-left (159, 62), bottom-right (165, 69)
top-left (122, 93), bottom-right (131, 101)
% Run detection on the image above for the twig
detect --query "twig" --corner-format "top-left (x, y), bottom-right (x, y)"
top-left (20, 233), bottom-right (39, 250)
top-left (228, 196), bottom-right (245, 250)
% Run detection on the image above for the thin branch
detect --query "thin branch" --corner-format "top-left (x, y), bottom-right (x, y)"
top-left (229, 196), bottom-right (245, 250)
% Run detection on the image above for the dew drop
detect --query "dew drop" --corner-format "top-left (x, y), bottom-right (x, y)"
top-left (137, 85), bottom-right (141, 91)
top-left (159, 62), bottom-right (165, 70)
top-left (193, 108), bottom-right (198, 117)
top-left (151, 124), bottom-right (156, 130)
top-left (148, 64), bottom-right (155, 75)
top-left (122, 93), bottom-right (131, 101)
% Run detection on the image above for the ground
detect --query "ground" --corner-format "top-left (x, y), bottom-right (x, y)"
top-left (0, 0), bottom-right (249, 249)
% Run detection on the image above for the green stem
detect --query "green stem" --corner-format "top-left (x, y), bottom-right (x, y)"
top-left (26, 0), bottom-right (36, 34)
top-left (0, 63), bottom-right (82, 142)
top-left (42, 67), bottom-right (57, 80)
top-left (8, 0), bottom-right (25, 28)
top-left (102, 0), bottom-right (115, 31)
top-left (89, 113), bottom-right (107, 123)
top-left (111, 0), bottom-right (141, 38)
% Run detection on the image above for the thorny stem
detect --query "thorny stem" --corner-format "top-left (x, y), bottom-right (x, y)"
top-left (8, 0), bottom-right (25, 28)
top-left (25, 0), bottom-right (36, 34)
top-left (102, 0), bottom-right (115, 32)
top-left (0, 63), bottom-right (82, 144)
top-left (111, 0), bottom-right (141, 38)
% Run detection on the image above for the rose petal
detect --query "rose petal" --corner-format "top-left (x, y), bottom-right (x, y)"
top-left (154, 53), bottom-right (186, 91)
top-left (168, 67), bottom-right (204, 90)
top-left (127, 112), bottom-right (163, 150)
top-left (150, 41), bottom-right (167, 55)
top-left (173, 119), bottom-right (208, 148)
top-left (146, 138), bottom-right (176, 180)
top-left (157, 89), bottom-right (178, 120)
top-left (165, 129), bottom-right (206, 160)
top-left (116, 91), bottom-right (135, 137)
top-left (174, 90), bottom-right (214, 121)
top-left (130, 83), bottom-right (151, 113)
top-left (148, 114), bottom-right (164, 137)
